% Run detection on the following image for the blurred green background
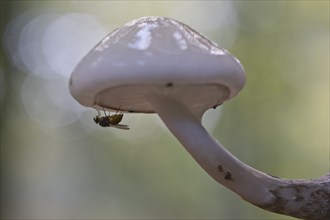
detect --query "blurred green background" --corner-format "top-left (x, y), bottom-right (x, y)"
top-left (0, 1), bottom-right (328, 219)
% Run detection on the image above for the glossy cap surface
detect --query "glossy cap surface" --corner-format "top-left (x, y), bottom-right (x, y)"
top-left (69, 17), bottom-right (245, 113)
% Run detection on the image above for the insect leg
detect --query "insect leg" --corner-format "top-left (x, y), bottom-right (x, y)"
top-left (93, 108), bottom-right (101, 124)
top-left (102, 107), bottom-right (108, 117)
top-left (96, 108), bottom-right (101, 117)
top-left (114, 106), bottom-right (121, 115)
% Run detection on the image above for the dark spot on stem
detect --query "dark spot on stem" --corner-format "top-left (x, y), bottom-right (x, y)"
top-left (165, 82), bottom-right (173, 87)
top-left (217, 164), bottom-right (223, 172)
top-left (69, 77), bottom-right (73, 85)
top-left (225, 171), bottom-right (233, 180)
top-left (128, 110), bottom-right (134, 113)
top-left (212, 105), bottom-right (218, 109)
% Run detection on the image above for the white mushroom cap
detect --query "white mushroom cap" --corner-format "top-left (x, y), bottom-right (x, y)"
top-left (69, 16), bottom-right (245, 116)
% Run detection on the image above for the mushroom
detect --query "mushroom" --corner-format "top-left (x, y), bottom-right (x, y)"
top-left (69, 17), bottom-right (329, 220)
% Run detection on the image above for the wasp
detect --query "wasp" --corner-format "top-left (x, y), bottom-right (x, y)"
top-left (93, 107), bottom-right (129, 130)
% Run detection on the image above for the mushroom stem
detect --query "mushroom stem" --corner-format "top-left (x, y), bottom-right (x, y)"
top-left (147, 94), bottom-right (330, 220)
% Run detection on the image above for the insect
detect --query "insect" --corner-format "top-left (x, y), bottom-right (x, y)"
top-left (93, 107), bottom-right (129, 130)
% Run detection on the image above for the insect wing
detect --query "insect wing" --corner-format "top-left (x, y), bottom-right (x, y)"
top-left (110, 124), bottom-right (130, 130)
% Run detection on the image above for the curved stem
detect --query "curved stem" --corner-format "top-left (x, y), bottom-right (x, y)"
top-left (147, 94), bottom-right (330, 220)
